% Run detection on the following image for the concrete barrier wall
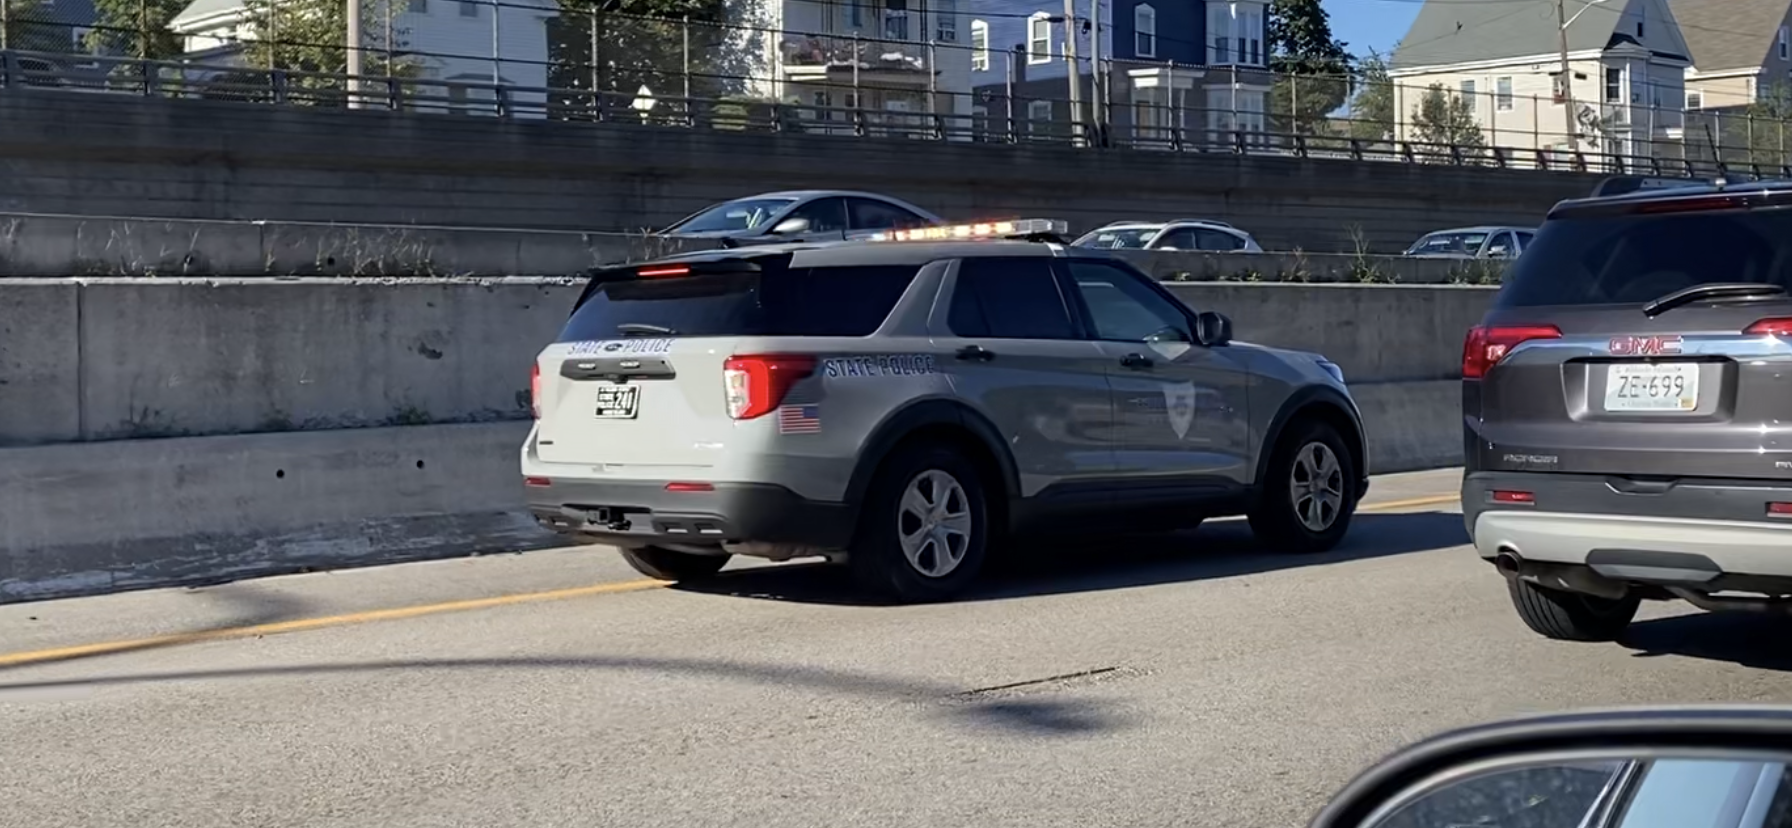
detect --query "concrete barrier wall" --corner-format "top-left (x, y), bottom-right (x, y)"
top-left (0, 90), bottom-right (1597, 254)
top-left (0, 278), bottom-right (1495, 603)
top-left (0, 212), bottom-right (1502, 283)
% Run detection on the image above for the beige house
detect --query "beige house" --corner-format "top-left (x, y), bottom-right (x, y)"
top-left (1673, 0), bottom-right (1792, 110)
top-left (1387, 0), bottom-right (1690, 159)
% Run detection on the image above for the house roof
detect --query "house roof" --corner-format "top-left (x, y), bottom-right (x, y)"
top-left (169, 0), bottom-right (244, 31)
top-left (1669, 0), bottom-right (1787, 72)
top-left (1390, 0), bottom-right (1640, 71)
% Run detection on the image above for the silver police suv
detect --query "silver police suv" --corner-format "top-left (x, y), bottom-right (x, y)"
top-left (523, 220), bottom-right (1369, 602)
top-left (1465, 178), bottom-right (1792, 641)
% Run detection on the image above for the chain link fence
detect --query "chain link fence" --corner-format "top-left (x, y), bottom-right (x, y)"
top-left (5, 0), bottom-right (1792, 173)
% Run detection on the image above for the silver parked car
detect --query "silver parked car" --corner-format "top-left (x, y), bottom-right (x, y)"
top-left (523, 219), bottom-right (1367, 603)
top-left (659, 190), bottom-right (942, 246)
top-left (1072, 219), bottom-right (1266, 253)
top-left (1403, 226), bottom-right (1536, 260)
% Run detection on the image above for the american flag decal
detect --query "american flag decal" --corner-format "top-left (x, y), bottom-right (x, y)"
top-left (777, 404), bottom-right (821, 434)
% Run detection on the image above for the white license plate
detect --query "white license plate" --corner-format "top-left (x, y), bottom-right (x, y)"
top-left (1603, 363), bottom-right (1699, 412)
top-left (594, 385), bottom-right (640, 419)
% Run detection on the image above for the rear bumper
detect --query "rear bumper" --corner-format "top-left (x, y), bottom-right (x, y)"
top-left (525, 478), bottom-right (855, 551)
top-left (1464, 471), bottom-right (1792, 590)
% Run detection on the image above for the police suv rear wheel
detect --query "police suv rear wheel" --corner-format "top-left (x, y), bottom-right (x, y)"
top-left (1248, 420), bottom-right (1357, 553)
top-left (851, 445), bottom-right (990, 603)
top-left (620, 546), bottom-right (730, 582)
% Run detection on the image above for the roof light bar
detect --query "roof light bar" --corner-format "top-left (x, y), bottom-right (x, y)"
top-left (867, 218), bottom-right (1069, 242)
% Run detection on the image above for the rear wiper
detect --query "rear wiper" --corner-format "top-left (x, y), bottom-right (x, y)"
top-left (1641, 283), bottom-right (1787, 317)
top-left (616, 323), bottom-right (678, 336)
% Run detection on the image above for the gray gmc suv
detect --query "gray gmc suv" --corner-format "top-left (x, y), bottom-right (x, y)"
top-left (1464, 179), bottom-right (1792, 641)
top-left (523, 221), bottom-right (1370, 602)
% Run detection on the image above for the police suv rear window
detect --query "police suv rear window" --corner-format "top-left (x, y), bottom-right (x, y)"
top-left (1497, 206), bottom-right (1792, 309)
top-left (560, 262), bottom-right (921, 340)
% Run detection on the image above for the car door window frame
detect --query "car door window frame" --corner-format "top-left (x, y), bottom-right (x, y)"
top-left (1195, 228), bottom-right (1246, 252)
top-left (1152, 227), bottom-right (1201, 250)
top-left (846, 197), bottom-right (931, 232)
top-left (947, 255), bottom-right (1088, 341)
top-left (1485, 231), bottom-right (1517, 259)
top-left (1053, 257), bottom-right (1198, 345)
top-left (775, 196), bottom-right (848, 235)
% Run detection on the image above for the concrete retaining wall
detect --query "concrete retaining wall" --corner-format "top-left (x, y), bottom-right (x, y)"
top-left (0, 278), bottom-right (1494, 604)
top-left (0, 212), bottom-right (1500, 283)
top-left (0, 90), bottom-right (1598, 254)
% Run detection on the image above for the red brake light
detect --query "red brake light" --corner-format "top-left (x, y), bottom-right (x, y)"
top-left (1746, 318), bottom-right (1792, 336)
top-left (1491, 490), bottom-right (1535, 504)
top-left (722, 355), bottom-right (817, 420)
top-left (637, 265), bottom-right (691, 278)
top-left (1769, 502), bottom-right (1792, 516)
top-left (531, 362), bottom-right (543, 419)
top-left (1631, 195), bottom-right (1746, 214)
top-left (665, 481), bottom-right (715, 492)
top-left (1462, 325), bottom-right (1562, 379)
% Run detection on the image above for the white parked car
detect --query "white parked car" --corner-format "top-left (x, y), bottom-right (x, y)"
top-left (1071, 220), bottom-right (1266, 253)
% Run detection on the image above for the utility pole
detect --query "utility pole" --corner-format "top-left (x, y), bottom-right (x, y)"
top-left (1089, 0), bottom-right (1103, 142)
top-left (1061, 0), bottom-right (1083, 144)
top-left (346, 0), bottom-right (365, 108)
top-left (1556, 0), bottom-right (1575, 150)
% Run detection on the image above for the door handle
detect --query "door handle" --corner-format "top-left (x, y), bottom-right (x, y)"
top-left (1120, 352), bottom-right (1154, 369)
top-left (955, 345), bottom-right (996, 362)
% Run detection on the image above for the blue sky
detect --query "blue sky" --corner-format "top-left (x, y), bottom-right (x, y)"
top-left (1322, 0), bottom-right (1421, 61)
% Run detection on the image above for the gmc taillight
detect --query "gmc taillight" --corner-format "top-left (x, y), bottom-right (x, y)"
top-left (1462, 325), bottom-right (1561, 379)
top-left (531, 362), bottom-right (543, 419)
top-left (722, 355), bottom-right (817, 419)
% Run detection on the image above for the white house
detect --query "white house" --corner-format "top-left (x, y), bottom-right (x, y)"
top-left (167, 0), bottom-right (559, 117)
top-left (1388, 0), bottom-right (1689, 160)
top-left (725, 0), bottom-right (973, 137)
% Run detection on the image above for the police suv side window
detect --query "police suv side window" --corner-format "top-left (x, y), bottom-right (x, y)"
top-left (1066, 260), bottom-right (1192, 343)
top-left (949, 257), bottom-right (1079, 339)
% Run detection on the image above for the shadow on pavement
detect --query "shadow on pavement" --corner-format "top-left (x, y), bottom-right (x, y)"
top-left (674, 510), bottom-right (1469, 607)
top-left (0, 583), bottom-right (318, 673)
top-left (0, 655), bottom-right (1129, 737)
top-left (1621, 612), bottom-right (1792, 672)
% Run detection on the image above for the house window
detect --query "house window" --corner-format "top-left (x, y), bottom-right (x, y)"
top-left (458, 0), bottom-right (477, 16)
top-left (850, 0), bottom-right (862, 28)
top-left (408, 0), bottom-right (426, 11)
top-left (1687, 91), bottom-right (1702, 109)
top-left (1460, 79), bottom-right (1475, 100)
top-left (1135, 4), bottom-right (1156, 58)
top-left (883, 0), bottom-right (909, 41)
top-left (1028, 99), bottom-right (1053, 135)
top-left (1028, 12), bottom-right (1051, 64)
top-left (935, 0), bottom-right (956, 42)
top-left (1207, 2), bottom-right (1264, 66)
top-left (1635, 19), bottom-right (1643, 37)
top-left (1781, 26), bottom-right (1789, 60)
top-left (1206, 88), bottom-right (1265, 144)
top-left (1496, 76), bottom-right (1513, 110)
top-left (1604, 66), bottom-right (1621, 102)
top-left (970, 19), bottom-right (989, 70)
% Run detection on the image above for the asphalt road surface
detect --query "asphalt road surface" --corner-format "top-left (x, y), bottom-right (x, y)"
top-left (4, 468), bottom-right (1791, 828)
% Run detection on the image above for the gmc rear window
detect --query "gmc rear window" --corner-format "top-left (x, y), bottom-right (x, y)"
top-left (559, 263), bottom-right (921, 340)
top-left (1498, 206), bottom-right (1792, 308)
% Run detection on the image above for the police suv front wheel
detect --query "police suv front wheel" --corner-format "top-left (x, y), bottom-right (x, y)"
top-left (850, 445), bottom-right (991, 603)
top-left (620, 546), bottom-right (730, 582)
top-left (1248, 420), bottom-right (1357, 554)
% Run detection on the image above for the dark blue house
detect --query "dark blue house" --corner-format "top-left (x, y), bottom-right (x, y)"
top-left (966, 0), bottom-right (1271, 145)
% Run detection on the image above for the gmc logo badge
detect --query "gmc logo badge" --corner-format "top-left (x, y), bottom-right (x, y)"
top-left (1608, 335), bottom-right (1684, 356)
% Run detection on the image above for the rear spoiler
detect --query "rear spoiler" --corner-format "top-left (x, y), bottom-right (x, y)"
top-left (569, 255), bottom-right (775, 314)
top-left (1591, 175), bottom-right (1715, 198)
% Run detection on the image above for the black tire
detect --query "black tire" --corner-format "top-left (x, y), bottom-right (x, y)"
top-left (1507, 579), bottom-right (1639, 642)
top-left (620, 546), bottom-right (730, 582)
top-left (1248, 419), bottom-right (1358, 553)
top-left (849, 444), bottom-right (991, 603)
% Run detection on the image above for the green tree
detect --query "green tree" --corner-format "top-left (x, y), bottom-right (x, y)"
top-left (1267, 0), bottom-right (1351, 136)
top-left (546, 0), bottom-right (749, 119)
top-left (85, 0), bottom-right (189, 58)
top-left (1412, 83), bottom-right (1486, 157)
top-left (3, 0), bottom-right (77, 52)
top-left (1347, 48), bottom-right (1393, 142)
top-left (229, 0), bottom-right (415, 102)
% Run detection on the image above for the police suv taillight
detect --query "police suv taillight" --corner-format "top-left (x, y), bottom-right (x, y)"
top-left (723, 355), bottom-right (817, 419)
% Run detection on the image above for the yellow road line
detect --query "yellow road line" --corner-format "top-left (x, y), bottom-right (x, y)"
top-left (1360, 493), bottom-right (1460, 511)
top-left (0, 492), bottom-right (1462, 670)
